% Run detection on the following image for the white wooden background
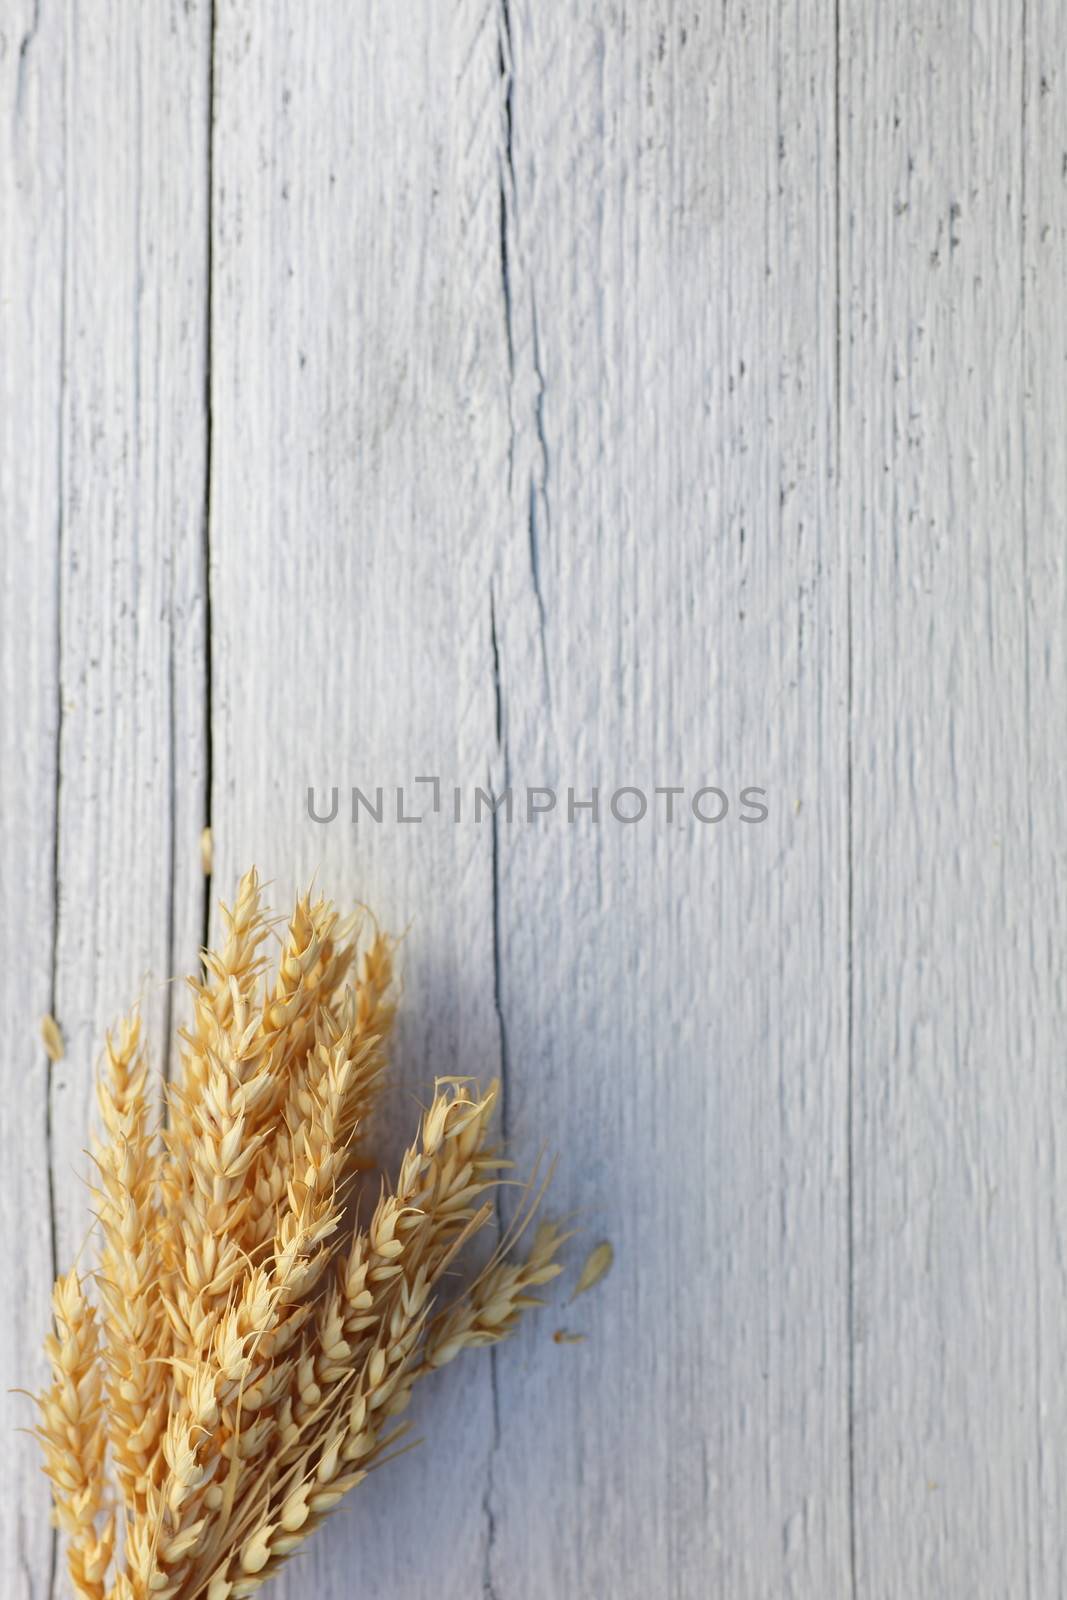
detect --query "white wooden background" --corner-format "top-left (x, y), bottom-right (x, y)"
top-left (2, 3), bottom-right (1065, 1596)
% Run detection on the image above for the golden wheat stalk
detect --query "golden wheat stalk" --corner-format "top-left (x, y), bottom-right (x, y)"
top-left (33, 871), bottom-right (564, 1600)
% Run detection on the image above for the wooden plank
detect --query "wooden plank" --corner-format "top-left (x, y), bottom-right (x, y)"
top-left (486, 3), bottom-right (850, 1595)
top-left (208, 5), bottom-right (513, 1596)
top-left (1024, 3), bottom-right (1067, 1593)
top-left (48, 0), bottom-right (211, 1277)
top-left (2, 5), bottom-right (211, 1592)
top-left (842, 2), bottom-right (1044, 1592)
top-left (0, 3), bottom-right (66, 1591)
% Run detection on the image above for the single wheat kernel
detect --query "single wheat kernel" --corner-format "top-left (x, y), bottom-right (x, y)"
top-left (41, 1013), bottom-right (65, 1062)
top-left (570, 1240), bottom-right (613, 1301)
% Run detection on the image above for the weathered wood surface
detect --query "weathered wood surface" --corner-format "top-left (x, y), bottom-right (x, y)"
top-left (2, 2), bottom-right (1064, 1596)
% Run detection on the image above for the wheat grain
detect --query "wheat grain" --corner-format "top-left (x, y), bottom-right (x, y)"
top-left (33, 873), bottom-right (566, 1600)
top-left (571, 1239), bottom-right (614, 1301)
top-left (42, 1012), bottom-right (65, 1061)
top-left (35, 1272), bottom-right (113, 1600)
top-left (91, 1015), bottom-right (168, 1513)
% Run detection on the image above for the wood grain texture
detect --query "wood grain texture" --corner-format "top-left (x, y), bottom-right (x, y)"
top-left (843, 2), bottom-right (1066, 1594)
top-left (1, 5), bottom-right (211, 1597)
top-left (1025, 4), bottom-right (1067, 1594)
top-left (49, 0), bottom-right (211, 1272)
top-left (2, 1), bottom-right (1065, 1596)
top-left (1, 4), bottom-right (65, 1591)
top-left (487, 4), bottom-right (849, 1597)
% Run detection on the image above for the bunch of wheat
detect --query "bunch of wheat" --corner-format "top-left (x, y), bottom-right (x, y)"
top-left (34, 870), bottom-right (565, 1600)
